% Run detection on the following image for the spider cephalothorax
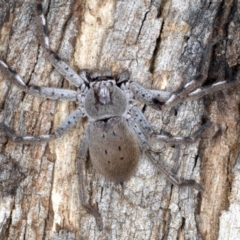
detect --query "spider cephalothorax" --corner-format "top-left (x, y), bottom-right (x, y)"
top-left (83, 71), bottom-right (128, 120)
top-left (0, 0), bottom-right (240, 231)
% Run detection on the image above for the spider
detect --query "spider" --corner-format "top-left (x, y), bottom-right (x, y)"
top-left (0, 1), bottom-right (239, 231)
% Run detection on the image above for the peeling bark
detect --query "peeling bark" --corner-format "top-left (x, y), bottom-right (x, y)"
top-left (0, 0), bottom-right (239, 239)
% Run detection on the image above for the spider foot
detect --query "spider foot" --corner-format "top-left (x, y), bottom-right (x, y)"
top-left (152, 122), bottom-right (212, 145)
top-left (191, 122), bottom-right (212, 140)
top-left (178, 178), bottom-right (204, 192)
top-left (0, 123), bottom-right (55, 143)
top-left (0, 60), bottom-right (27, 90)
top-left (82, 203), bottom-right (103, 231)
top-left (0, 123), bottom-right (22, 142)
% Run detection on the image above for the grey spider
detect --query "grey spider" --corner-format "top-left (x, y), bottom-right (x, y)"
top-left (0, 1), bottom-right (240, 231)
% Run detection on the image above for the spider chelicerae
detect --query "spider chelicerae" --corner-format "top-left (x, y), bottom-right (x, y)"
top-left (0, 1), bottom-right (239, 231)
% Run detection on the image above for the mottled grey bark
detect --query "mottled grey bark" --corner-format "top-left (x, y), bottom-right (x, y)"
top-left (0, 0), bottom-right (239, 239)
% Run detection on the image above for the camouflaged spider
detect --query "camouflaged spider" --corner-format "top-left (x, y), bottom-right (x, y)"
top-left (1, 1), bottom-right (240, 231)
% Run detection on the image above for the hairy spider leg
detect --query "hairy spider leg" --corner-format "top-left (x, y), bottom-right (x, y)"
top-left (129, 42), bottom-right (240, 111)
top-left (76, 125), bottom-right (103, 231)
top-left (0, 60), bottom-right (78, 101)
top-left (127, 118), bottom-right (204, 191)
top-left (129, 105), bottom-right (154, 136)
top-left (0, 108), bottom-right (85, 143)
top-left (35, 1), bottom-right (89, 88)
top-left (154, 122), bottom-right (211, 145)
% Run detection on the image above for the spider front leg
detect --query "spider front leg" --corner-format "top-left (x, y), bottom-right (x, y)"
top-left (0, 60), bottom-right (78, 101)
top-left (34, 1), bottom-right (88, 88)
top-left (131, 41), bottom-right (240, 110)
top-left (130, 82), bottom-right (171, 110)
top-left (76, 126), bottom-right (103, 231)
top-left (1, 108), bottom-right (84, 143)
top-left (164, 68), bottom-right (240, 108)
top-left (162, 42), bottom-right (213, 108)
top-left (120, 71), bottom-right (171, 111)
top-left (127, 118), bottom-right (203, 191)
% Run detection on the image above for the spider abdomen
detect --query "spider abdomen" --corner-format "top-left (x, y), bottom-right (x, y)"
top-left (89, 117), bottom-right (141, 184)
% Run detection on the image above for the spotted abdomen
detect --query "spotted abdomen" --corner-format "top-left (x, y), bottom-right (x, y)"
top-left (89, 117), bottom-right (141, 184)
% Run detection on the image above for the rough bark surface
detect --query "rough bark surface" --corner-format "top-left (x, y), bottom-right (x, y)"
top-left (0, 0), bottom-right (239, 239)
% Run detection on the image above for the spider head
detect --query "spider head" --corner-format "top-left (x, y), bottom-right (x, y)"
top-left (83, 70), bottom-right (128, 120)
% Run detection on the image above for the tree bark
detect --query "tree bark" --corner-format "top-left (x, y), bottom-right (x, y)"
top-left (0, 0), bottom-right (239, 239)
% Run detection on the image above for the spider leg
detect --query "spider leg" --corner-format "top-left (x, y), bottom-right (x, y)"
top-left (0, 60), bottom-right (28, 90)
top-left (154, 122), bottom-right (211, 145)
top-left (0, 60), bottom-right (78, 101)
top-left (131, 106), bottom-right (182, 173)
top-left (35, 1), bottom-right (88, 87)
top-left (163, 43), bottom-right (213, 108)
top-left (117, 70), bottom-right (131, 84)
top-left (129, 105), bottom-right (154, 136)
top-left (130, 82), bottom-right (170, 110)
top-left (137, 70), bottom-right (239, 110)
top-left (132, 40), bottom-right (240, 110)
top-left (76, 126), bottom-right (103, 231)
top-left (182, 71), bottom-right (240, 101)
top-left (129, 103), bottom-right (210, 144)
top-left (0, 108), bottom-right (84, 143)
top-left (127, 118), bottom-right (203, 191)
top-left (120, 70), bottom-right (171, 111)
top-left (163, 68), bottom-right (240, 109)
top-left (147, 151), bottom-right (203, 191)
top-left (130, 44), bottom-right (211, 110)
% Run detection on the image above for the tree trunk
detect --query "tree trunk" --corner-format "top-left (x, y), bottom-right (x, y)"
top-left (0, 0), bottom-right (239, 239)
